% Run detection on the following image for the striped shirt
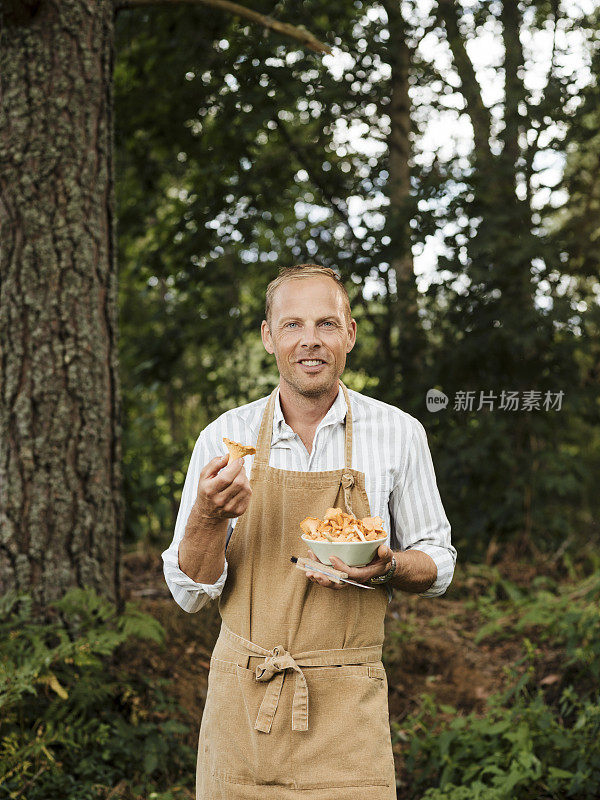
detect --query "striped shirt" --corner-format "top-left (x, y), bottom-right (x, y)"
top-left (162, 385), bottom-right (456, 613)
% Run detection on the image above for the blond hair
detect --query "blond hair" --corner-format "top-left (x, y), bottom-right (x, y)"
top-left (265, 264), bottom-right (351, 326)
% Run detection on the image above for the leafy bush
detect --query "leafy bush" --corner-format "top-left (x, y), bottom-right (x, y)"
top-left (474, 571), bottom-right (600, 687)
top-left (396, 570), bottom-right (600, 800)
top-left (403, 685), bottom-right (600, 800)
top-left (0, 590), bottom-right (195, 799)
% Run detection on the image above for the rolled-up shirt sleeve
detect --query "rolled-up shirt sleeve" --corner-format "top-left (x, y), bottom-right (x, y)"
top-left (161, 430), bottom-right (229, 613)
top-left (389, 419), bottom-right (456, 598)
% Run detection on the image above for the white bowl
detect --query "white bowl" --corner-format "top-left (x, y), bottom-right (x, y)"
top-left (301, 534), bottom-right (387, 567)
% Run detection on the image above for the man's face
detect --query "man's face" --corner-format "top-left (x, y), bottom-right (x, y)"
top-left (261, 276), bottom-right (357, 399)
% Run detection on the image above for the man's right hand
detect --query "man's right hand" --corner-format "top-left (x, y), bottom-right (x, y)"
top-left (194, 455), bottom-right (252, 521)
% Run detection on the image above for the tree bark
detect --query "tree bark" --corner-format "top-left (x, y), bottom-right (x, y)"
top-left (0, 0), bottom-right (122, 606)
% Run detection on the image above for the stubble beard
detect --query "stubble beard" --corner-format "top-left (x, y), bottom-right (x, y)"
top-left (292, 381), bottom-right (332, 399)
top-left (281, 363), bottom-right (341, 399)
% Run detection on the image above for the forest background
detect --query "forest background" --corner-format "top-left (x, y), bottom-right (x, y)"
top-left (1, 0), bottom-right (600, 798)
top-left (116, 0), bottom-right (599, 555)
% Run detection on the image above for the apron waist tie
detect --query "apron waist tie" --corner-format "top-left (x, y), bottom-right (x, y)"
top-left (219, 624), bottom-right (383, 734)
top-left (255, 646), bottom-right (307, 733)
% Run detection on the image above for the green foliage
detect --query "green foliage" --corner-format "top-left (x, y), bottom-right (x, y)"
top-left (405, 688), bottom-right (600, 800)
top-left (0, 590), bottom-right (194, 799)
top-left (394, 568), bottom-right (600, 800)
top-left (474, 570), bottom-right (600, 687)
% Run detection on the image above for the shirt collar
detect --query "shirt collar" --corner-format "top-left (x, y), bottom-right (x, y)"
top-left (272, 384), bottom-right (350, 443)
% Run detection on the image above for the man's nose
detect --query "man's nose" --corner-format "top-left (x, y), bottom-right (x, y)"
top-left (299, 324), bottom-right (321, 347)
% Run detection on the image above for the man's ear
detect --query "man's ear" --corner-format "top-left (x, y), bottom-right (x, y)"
top-left (261, 320), bottom-right (274, 354)
top-left (346, 318), bottom-right (357, 353)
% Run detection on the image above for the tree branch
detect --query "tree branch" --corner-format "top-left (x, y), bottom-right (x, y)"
top-left (113, 0), bottom-right (332, 55)
top-left (435, 0), bottom-right (492, 162)
top-left (274, 118), bottom-right (356, 237)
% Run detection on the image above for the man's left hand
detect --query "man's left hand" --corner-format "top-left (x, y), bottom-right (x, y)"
top-left (305, 545), bottom-right (394, 590)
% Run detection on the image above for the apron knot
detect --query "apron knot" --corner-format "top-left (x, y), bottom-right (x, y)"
top-left (254, 647), bottom-right (309, 733)
top-left (341, 471), bottom-right (355, 515)
top-left (255, 647), bottom-right (296, 682)
top-left (341, 472), bottom-right (355, 490)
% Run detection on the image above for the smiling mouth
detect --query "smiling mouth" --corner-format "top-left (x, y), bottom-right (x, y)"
top-left (298, 359), bottom-right (326, 366)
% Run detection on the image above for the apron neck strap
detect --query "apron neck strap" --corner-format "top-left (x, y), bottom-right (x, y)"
top-left (339, 381), bottom-right (353, 470)
top-left (253, 381), bottom-right (354, 469)
top-left (254, 387), bottom-right (278, 464)
top-left (339, 381), bottom-right (355, 515)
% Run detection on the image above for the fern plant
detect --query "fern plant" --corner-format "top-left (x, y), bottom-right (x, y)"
top-left (0, 589), bottom-right (194, 800)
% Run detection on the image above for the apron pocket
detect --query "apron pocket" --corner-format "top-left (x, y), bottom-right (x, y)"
top-left (291, 664), bottom-right (395, 790)
top-left (200, 658), bottom-right (296, 786)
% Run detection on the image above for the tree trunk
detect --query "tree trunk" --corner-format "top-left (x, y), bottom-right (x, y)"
top-left (382, 0), bottom-right (424, 404)
top-left (0, 0), bottom-right (122, 606)
top-left (386, 1), bottom-right (412, 289)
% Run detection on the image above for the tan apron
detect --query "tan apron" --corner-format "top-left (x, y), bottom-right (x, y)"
top-left (196, 382), bottom-right (396, 799)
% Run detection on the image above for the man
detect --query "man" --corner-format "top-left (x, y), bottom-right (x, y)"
top-left (162, 264), bottom-right (456, 799)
